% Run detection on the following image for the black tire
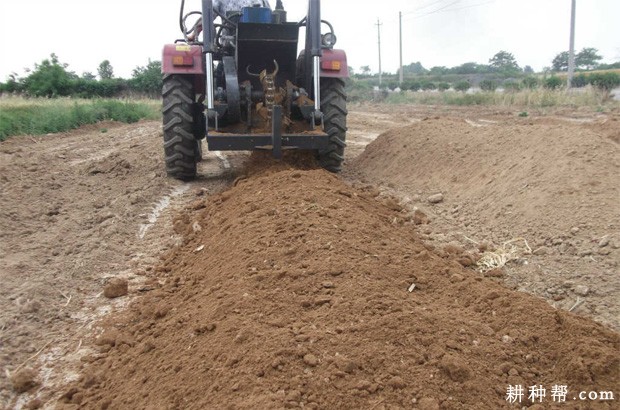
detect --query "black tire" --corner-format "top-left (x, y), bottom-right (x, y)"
top-left (318, 78), bottom-right (347, 172)
top-left (162, 74), bottom-right (198, 180)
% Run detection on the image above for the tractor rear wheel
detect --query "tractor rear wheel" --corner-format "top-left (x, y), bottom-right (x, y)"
top-left (162, 74), bottom-right (199, 180)
top-left (318, 78), bottom-right (347, 172)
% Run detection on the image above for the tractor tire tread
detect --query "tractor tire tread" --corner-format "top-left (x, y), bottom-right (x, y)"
top-left (162, 74), bottom-right (199, 180)
top-left (318, 78), bottom-right (348, 173)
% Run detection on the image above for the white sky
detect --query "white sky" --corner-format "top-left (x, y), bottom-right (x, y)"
top-left (0, 0), bottom-right (618, 80)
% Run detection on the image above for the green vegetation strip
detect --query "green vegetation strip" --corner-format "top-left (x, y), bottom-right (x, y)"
top-left (0, 99), bottom-right (160, 141)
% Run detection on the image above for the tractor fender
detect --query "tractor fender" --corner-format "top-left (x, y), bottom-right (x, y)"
top-left (162, 44), bottom-right (205, 75)
top-left (320, 49), bottom-right (349, 79)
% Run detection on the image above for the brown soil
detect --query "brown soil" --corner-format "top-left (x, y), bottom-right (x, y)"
top-left (1, 104), bottom-right (618, 409)
top-left (348, 107), bottom-right (620, 331)
top-left (0, 121), bottom-right (240, 407)
top-left (58, 165), bottom-right (619, 409)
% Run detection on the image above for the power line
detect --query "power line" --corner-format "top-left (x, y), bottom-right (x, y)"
top-left (402, 0), bottom-right (455, 16)
top-left (401, 0), bottom-right (495, 21)
top-left (405, 0), bottom-right (462, 19)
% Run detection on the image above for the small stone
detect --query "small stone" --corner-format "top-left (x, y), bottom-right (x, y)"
top-left (11, 369), bottom-right (38, 393)
top-left (450, 273), bottom-right (465, 283)
top-left (427, 193), bottom-right (444, 204)
top-left (501, 335), bottom-right (514, 344)
top-left (303, 354), bottom-right (319, 367)
top-left (598, 237), bottom-right (610, 248)
top-left (322, 282), bottom-right (335, 289)
top-left (103, 278), bottom-right (128, 299)
top-left (574, 285), bottom-right (590, 297)
top-left (418, 397), bottom-right (440, 410)
top-left (286, 390), bottom-right (302, 402)
top-left (387, 376), bottom-right (407, 389)
top-left (598, 248), bottom-right (611, 255)
top-left (20, 300), bottom-right (41, 314)
top-left (570, 227), bottom-right (580, 235)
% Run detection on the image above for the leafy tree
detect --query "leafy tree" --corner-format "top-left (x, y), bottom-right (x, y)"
top-left (552, 48), bottom-right (603, 71)
top-left (599, 62), bottom-right (620, 70)
top-left (489, 50), bottom-right (520, 73)
top-left (359, 65), bottom-right (371, 76)
top-left (523, 65), bottom-right (534, 74)
top-left (22, 54), bottom-right (75, 97)
top-left (454, 80), bottom-right (470, 92)
top-left (551, 51), bottom-right (569, 72)
top-left (576, 47), bottom-right (602, 70)
top-left (429, 66), bottom-right (448, 75)
top-left (480, 79), bottom-right (498, 91)
top-left (81, 72), bottom-right (96, 80)
top-left (0, 73), bottom-right (21, 94)
top-left (451, 62), bottom-right (488, 75)
top-left (98, 60), bottom-right (114, 80)
top-left (130, 60), bottom-right (162, 97)
top-left (400, 62), bottom-right (427, 76)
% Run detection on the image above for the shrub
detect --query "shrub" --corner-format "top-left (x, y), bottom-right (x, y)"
top-left (522, 76), bottom-right (539, 89)
top-left (503, 80), bottom-right (521, 92)
top-left (544, 76), bottom-right (563, 90)
top-left (406, 81), bottom-right (422, 92)
top-left (588, 72), bottom-right (620, 91)
top-left (454, 80), bottom-right (470, 92)
top-left (437, 82), bottom-right (450, 92)
top-left (572, 73), bottom-right (588, 88)
top-left (480, 79), bottom-right (498, 92)
top-left (421, 81), bottom-right (436, 91)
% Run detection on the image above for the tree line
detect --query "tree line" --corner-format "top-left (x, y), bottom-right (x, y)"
top-left (354, 48), bottom-right (619, 78)
top-left (0, 54), bottom-right (162, 98)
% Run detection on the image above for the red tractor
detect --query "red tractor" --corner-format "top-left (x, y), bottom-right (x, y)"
top-left (162, 0), bottom-right (349, 180)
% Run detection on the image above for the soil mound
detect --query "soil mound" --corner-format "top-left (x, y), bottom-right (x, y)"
top-left (350, 116), bottom-right (620, 329)
top-left (61, 166), bottom-right (618, 409)
top-left (352, 117), bottom-right (619, 243)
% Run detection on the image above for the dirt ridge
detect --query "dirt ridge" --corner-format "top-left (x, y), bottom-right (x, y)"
top-left (59, 166), bottom-right (619, 409)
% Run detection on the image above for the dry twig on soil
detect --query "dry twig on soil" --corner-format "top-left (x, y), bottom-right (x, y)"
top-left (476, 238), bottom-right (532, 273)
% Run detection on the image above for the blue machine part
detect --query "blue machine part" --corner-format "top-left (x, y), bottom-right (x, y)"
top-left (240, 7), bottom-right (272, 23)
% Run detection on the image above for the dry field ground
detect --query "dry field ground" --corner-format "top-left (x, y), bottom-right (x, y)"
top-left (0, 104), bottom-right (618, 409)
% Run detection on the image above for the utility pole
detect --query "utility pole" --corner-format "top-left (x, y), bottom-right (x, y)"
top-left (376, 19), bottom-right (383, 86)
top-left (399, 12), bottom-right (403, 85)
top-left (567, 0), bottom-right (576, 88)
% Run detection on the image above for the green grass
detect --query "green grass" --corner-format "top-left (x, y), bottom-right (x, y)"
top-left (383, 87), bottom-right (618, 108)
top-left (0, 98), bottom-right (160, 141)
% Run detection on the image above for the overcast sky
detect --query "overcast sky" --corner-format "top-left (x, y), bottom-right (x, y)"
top-left (0, 0), bottom-right (618, 81)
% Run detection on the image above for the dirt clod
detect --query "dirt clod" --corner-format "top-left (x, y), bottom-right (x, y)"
top-left (10, 369), bottom-right (38, 393)
top-left (103, 278), bottom-right (128, 299)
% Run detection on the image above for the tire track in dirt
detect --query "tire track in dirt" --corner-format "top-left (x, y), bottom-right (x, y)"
top-left (0, 121), bottom-right (236, 408)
